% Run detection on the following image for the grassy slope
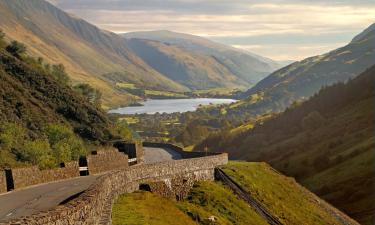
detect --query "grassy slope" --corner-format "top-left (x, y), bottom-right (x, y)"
top-left (0, 0), bottom-right (187, 107)
top-left (113, 162), bottom-right (355, 225)
top-left (127, 38), bottom-right (245, 90)
top-left (176, 181), bottom-right (268, 225)
top-left (124, 30), bottom-right (280, 86)
top-left (112, 192), bottom-right (197, 225)
top-left (222, 162), bottom-right (357, 225)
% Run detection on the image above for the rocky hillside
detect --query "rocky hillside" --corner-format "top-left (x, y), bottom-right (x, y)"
top-left (124, 30), bottom-right (282, 88)
top-left (0, 0), bottom-right (187, 107)
top-left (195, 65), bottom-right (375, 224)
top-left (227, 23), bottom-right (375, 116)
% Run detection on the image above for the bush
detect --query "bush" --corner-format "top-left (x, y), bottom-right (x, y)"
top-left (73, 83), bottom-right (102, 107)
top-left (23, 139), bottom-right (55, 169)
top-left (115, 120), bottom-right (133, 141)
top-left (0, 30), bottom-right (6, 49)
top-left (6, 41), bottom-right (26, 58)
top-left (45, 124), bottom-right (87, 163)
top-left (0, 123), bottom-right (27, 150)
top-left (50, 64), bottom-right (70, 85)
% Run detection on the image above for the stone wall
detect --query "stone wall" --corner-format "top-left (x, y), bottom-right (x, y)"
top-left (0, 170), bottom-right (6, 193)
top-left (87, 148), bottom-right (129, 175)
top-left (142, 142), bottom-right (222, 158)
top-left (114, 141), bottom-right (144, 164)
top-left (3, 153), bottom-right (228, 225)
top-left (12, 162), bottom-right (79, 190)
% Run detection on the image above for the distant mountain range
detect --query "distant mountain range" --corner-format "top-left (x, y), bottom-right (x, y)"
top-left (231, 22), bottom-right (375, 115)
top-left (0, 0), bottom-right (282, 107)
top-left (124, 30), bottom-right (284, 90)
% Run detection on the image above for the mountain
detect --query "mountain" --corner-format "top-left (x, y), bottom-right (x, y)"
top-left (0, 0), bottom-right (187, 108)
top-left (195, 65), bottom-right (375, 224)
top-left (230, 23), bottom-right (375, 116)
top-left (123, 30), bottom-right (282, 89)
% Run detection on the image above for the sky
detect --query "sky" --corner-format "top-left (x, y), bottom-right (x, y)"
top-left (48, 0), bottom-right (375, 61)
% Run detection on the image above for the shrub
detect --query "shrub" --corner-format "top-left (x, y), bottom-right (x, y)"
top-left (73, 83), bottom-right (102, 107)
top-left (45, 124), bottom-right (87, 163)
top-left (0, 123), bottom-right (27, 150)
top-left (6, 41), bottom-right (26, 58)
top-left (0, 29), bottom-right (6, 49)
top-left (23, 139), bottom-right (55, 168)
top-left (50, 64), bottom-right (70, 85)
top-left (115, 120), bottom-right (133, 141)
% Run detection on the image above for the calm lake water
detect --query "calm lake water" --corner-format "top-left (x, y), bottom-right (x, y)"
top-left (109, 98), bottom-right (237, 115)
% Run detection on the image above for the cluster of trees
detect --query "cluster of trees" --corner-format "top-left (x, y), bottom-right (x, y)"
top-left (0, 123), bottom-right (87, 169)
top-left (0, 29), bottom-right (103, 108)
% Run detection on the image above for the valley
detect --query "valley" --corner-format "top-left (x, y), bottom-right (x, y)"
top-left (0, 0), bottom-right (374, 225)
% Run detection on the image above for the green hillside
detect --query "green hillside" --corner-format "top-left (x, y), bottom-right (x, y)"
top-left (195, 65), bottom-right (375, 224)
top-left (113, 162), bottom-right (358, 225)
top-left (227, 23), bottom-right (375, 116)
top-left (0, 34), bottom-right (131, 169)
top-left (126, 38), bottom-right (245, 90)
top-left (0, 0), bottom-right (187, 108)
top-left (124, 30), bottom-right (282, 88)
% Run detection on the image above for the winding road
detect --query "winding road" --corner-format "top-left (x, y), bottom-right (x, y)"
top-left (143, 146), bottom-right (182, 164)
top-left (0, 146), bottom-right (180, 223)
top-left (0, 175), bottom-right (98, 222)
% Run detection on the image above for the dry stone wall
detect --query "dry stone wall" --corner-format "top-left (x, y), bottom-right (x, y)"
top-left (12, 161), bottom-right (79, 189)
top-left (0, 171), bottom-right (6, 193)
top-left (87, 148), bottom-right (129, 175)
top-left (142, 142), bottom-right (220, 158)
top-left (3, 153), bottom-right (228, 225)
top-left (0, 148), bottom-right (130, 194)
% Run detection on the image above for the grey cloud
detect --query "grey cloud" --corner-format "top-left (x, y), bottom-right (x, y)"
top-left (50, 0), bottom-right (375, 15)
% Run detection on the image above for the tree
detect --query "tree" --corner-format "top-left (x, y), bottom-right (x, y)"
top-left (51, 64), bottom-right (70, 85)
top-left (115, 120), bottom-right (133, 141)
top-left (0, 29), bottom-right (6, 49)
top-left (73, 83), bottom-right (102, 107)
top-left (6, 41), bottom-right (26, 58)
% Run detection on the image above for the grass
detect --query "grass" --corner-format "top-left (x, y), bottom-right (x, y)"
top-left (121, 116), bottom-right (139, 124)
top-left (116, 82), bottom-right (137, 89)
top-left (176, 181), bottom-right (268, 225)
top-left (112, 191), bottom-right (196, 225)
top-left (145, 89), bottom-right (187, 98)
top-left (222, 161), bottom-right (349, 225)
top-left (112, 181), bottom-right (268, 225)
top-left (193, 87), bottom-right (242, 96)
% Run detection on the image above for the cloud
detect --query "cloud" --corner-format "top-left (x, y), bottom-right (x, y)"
top-left (48, 0), bottom-right (375, 60)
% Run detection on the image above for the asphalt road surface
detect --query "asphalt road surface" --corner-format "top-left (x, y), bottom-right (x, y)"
top-left (0, 146), bottom-right (181, 222)
top-left (0, 175), bottom-right (98, 222)
top-left (143, 147), bottom-right (182, 164)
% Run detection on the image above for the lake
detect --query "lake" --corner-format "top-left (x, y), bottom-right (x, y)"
top-left (109, 98), bottom-right (237, 115)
